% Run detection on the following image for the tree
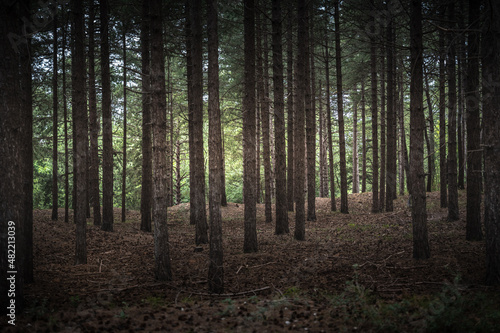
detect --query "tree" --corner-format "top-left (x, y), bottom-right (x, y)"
top-left (243, 0), bottom-right (258, 252)
top-left (446, 2), bottom-right (459, 222)
top-left (286, 9), bottom-right (294, 212)
top-left (101, 0), bottom-right (114, 232)
top-left (190, 0), bottom-right (208, 245)
top-left (88, 1), bottom-right (101, 226)
top-left (52, 15), bottom-right (58, 221)
top-left (361, 80), bottom-right (367, 193)
top-left (370, 0), bottom-right (379, 214)
top-left (62, 18), bottom-right (70, 223)
top-left (294, 0), bottom-right (307, 240)
top-left (306, 0), bottom-right (316, 221)
top-left (465, 0), bottom-right (482, 241)
top-left (482, 0), bottom-right (500, 285)
top-left (73, 0), bottom-right (88, 264)
top-left (140, 0), bottom-right (152, 232)
top-left (409, 0), bottom-right (430, 259)
top-left (207, 0), bottom-right (224, 293)
top-left (121, 29), bottom-right (128, 223)
top-left (151, 0), bottom-right (172, 281)
top-left (335, 0), bottom-right (348, 214)
top-left (438, 6), bottom-right (447, 209)
top-left (273, 0), bottom-right (288, 235)
top-left (352, 91), bottom-right (359, 194)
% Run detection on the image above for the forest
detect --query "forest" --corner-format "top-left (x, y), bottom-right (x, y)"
top-left (1, 0), bottom-right (500, 331)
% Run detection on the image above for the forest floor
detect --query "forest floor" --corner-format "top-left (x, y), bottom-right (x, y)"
top-left (3, 190), bottom-right (500, 332)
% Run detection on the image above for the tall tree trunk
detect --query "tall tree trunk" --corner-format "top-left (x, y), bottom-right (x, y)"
top-left (334, 0), bottom-right (348, 214)
top-left (243, 0), bottom-right (258, 252)
top-left (207, 0), bottom-right (224, 293)
top-left (319, 81), bottom-right (328, 197)
top-left (465, 0), bottom-right (482, 241)
top-left (151, 0), bottom-right (172, 281)
top-left (88, 2), bottom-right (101, 226)
top-left (423, 66), bottom-right (436, 193)
top-left (352, 91), bottom-right (359, 193)
top-left (101, 0), bottom-right (114, 232)
top-left (439, 6), bottom-right (447, 208)
top-left (286, 9), bottom-right (295, 212)
top-left (190, 0), bottom-right (208, 244)
top-left (121, 30), bottom-right (127, 223)
top-left (370, 0), bottom-right (379, 214)
top-left (410, 0), bottom-right (430, 260)
top-left (361, 80), bottom-right (367, 193)
top-left (398, 72), bottom-right (406, 196)
top-left (482, 0), bottom-right (500, 285)
top-left (73, 0), bottom-right (88, 264)
top-left (140, 0), bottom-right (152, 232)
top-left (185, 0), bottom-right (195, 221)
top-left (63, 21), bottom-right (70, 223)
top-left (457, 1), bottom-right (466, 191)
top-left (325, 38), bottom-right (336, 212)
top-left (386, 17), bottom-right (397, 211)
top-left (380, 42), bottom-right (386, 213)
top-left (52, 16), bottom-right (59, 221)
top-left (306, 0), bottom-right (316, 221)
top-left (272, 0), bottom-right (288, 234)
top-left (294, 0), bottom-right (307, 240)
top-left (220, 128), bottom-right (227, 206)
top-left (447, 2), bottom-right (459, 222)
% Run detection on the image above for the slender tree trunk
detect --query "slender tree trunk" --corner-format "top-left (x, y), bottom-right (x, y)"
top-left (369, 0), bottom-right (379, 213)
top-left (140, 0), bottom-right (152, 232)
top-left (423, 67), bottom-right (436, 193)
top-left (352, 91), bottom-right (359, 194)
top-left (482, 0), bottom-right (500, 285)
top-left (447, 2), bottom-right (459, 221)
top-left (410, 0), bottom-right (430, 260)
top-left (295, 0), bottom-right (307, 240)
top-left (457, 2), bottom-right (466, 191)
top-left (88, 2), bottom-right (101, 226)
top-left (243, 0), bottom-right (258, 252)
top-left (151, 0), bottom-right (172, 281)
top-left (185, 0), bottom-right (195, 222)
top-left (380, 43), bottom-right (386, 212)
top-left (325, 40), bottom-right (336, 212)
top-left (190, 0), bottom-right (208, 244)
top-left (334, 0), bottom-right (348, 214)
top-left (465, 0), bottom-right (482, 241)
top-left (398, 73), bottom-right (406, 196)
top-left (273, 0), bottom-right (289, 235)
top-left (220, 128), bottom-right (227, 206)
top-left (386, 18), bottom-right (397, 211)
top-left (101, 0), bottom-right (114, 232)
top-left (319, 81), bottom-right (328, 197)
top-left (175, 135), bottom-right (182, 205)
top-left (52, 16), bottom-right (59, 221)
top-left (73, 0), bottom-right (88, 264)
top-left (361, 80), bottom-right (367, 193)
top-left (286, 9), bottom-right (294, 212)
top-left (121, 30), bottom-right (127, 223)
top-left (63, 22), bottom-right (70, 223)
top-left (439, 6), bottom-right (447, 208)
top-left (207, 0), bottom-right (224, 293)
top-left (306, 0), bottom-right (316, 221)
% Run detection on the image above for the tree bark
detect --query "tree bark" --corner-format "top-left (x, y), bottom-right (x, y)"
top-left (410, 0), bottom-right (430, 260)
top-left (207, 0), bottom-right (224, 293)
top-left (121, 30), bottom-right (128, 223)
top-left (465, 0), bottom-right (483, 241)
top-left (243, 0), bottom-right (258, 252)
top-left (151, 0), bottom-right (172, 281)
top-left (438, 6), bottom-right (447, 208)
top-left (386, 17), bottom-right (397, 211)
top-left (286, 9), bottom-right (294, 212)
top-left (52, 15), bottom-right (59, 221)
top-left (370, 0), bottom-right (379, 214)
top-left (352, 91), bottom-right (359, 194)
top-left (361, 80), bottom-right (367, 193)
top-left (101, 0), bottom-right (114, 232)
top-left (380, 42), bottom-right (386, 213)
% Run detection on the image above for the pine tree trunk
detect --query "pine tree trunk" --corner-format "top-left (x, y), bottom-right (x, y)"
top-left (140, 0), bottom-right (152, 232)
top-left (88, 3), bottom-right (101, 226)
top-left (386, 18), bottom-right (397, 211)
top-left (151, 0), bottom-right (172, 281)
top-left (439, 6), bottom-right (447, 208)
top-left (409, 0), bottom-right (430, 260)
top-left (273, 0), bottom-right (289, 235)
top-left (319, 81), bottom-right (328, 197)
top-left (190, 0), bottom-right (208, 244)
top-left (73, 0), bottom-right (88, 264)
top-left (325, 29), bottom-right (336, 212)
top-left (52, 16), bottom-right (59, 221)
top-left (369, 0), bottom-right (379, 214)
top-left (286, 10), bottom-right (295, 212)
top-left (380, 43), bottom-right (386, 212)
top-left (63, 23), bottom-right (70, 223)
top-left (101, 0), bottom-right (114, 232)
top-left (447, 2), bottom-right (459, 222)
top-left (361, 80), bottom-right (367, 193)
top-left (121, 30), bottom-right (127, 223)
top-left (352, 92), bottom-right (359, 194)
top-left (243, 0), bottom-right (258, 252)
top-left (465, 0), bottom-right (483, 241)
top-left (207, 0), bottom-right (224, 293)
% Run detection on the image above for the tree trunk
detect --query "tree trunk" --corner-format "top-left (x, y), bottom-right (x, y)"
top-left (140, 0), bottom-right (152, 232)
top-left (334, 0), bottom-right (348, 214)
top-left (305, 1), bottom-right (316, 221)
top-left (52, 16), bottom-right (59, 221)
top-left (190, 0), bottom-right (208, 244)
top-left (88, 2), bottom-right (101, 227)
top-left (319, 81), bottom-right (328, 197)
top-left (386, 17), bottom-right (397, 211)
top-left (243, 0), bottom-right (258, 252)
top-left (121, 30), bottom-right (127, 223)
top-left (398, 71), bottom-right (406, 196)
top-left (63, 22), bottom-right (70, 223)
top-left (447, 2), bottom-right (459, 222)
top-left (369, 0), bottom-right (379, 214)
top-left (439, 6), bottom-right (447, 208)
top-left (361, 80), bottom-right (367, 193)
top-left (151, 0), bottom-right (173, 281)
top-left (482, 0), bottom-right (500, 285)
top-left (294, 0), bottom-right (307, 240)
top-left (272, 0), bottom-right (289, 235)
top-left (286, 9), bottom-right (294, 212)
top-left (423, 67), bottom-right (436, 193)
top-left (380, 42), bottom-right (386, 213)
top-left (352, 91), bottom-right (359, 194)
top-left (409, 0), bottom-right (430, 260)
top-left (73, 0), bottom-right (88, 264)
top-left (465, 0), bottom-right (483, 241)
top-left (101, 0), bottom-right (114, 232)
top-left (207, 0), bottom-right (224, 293)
